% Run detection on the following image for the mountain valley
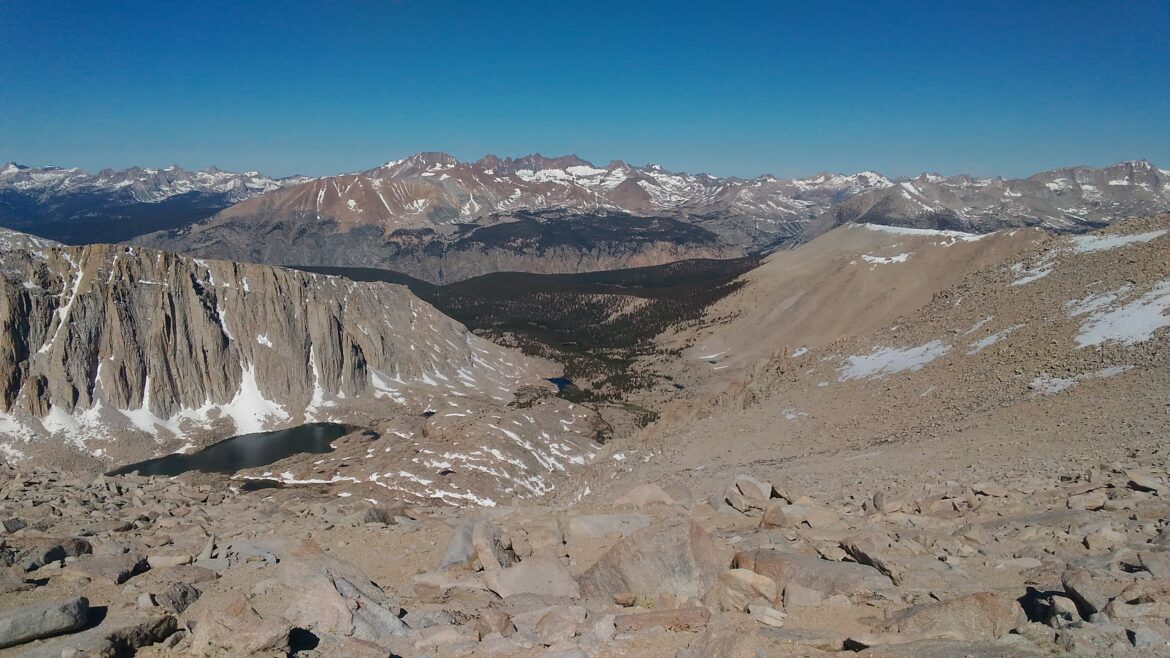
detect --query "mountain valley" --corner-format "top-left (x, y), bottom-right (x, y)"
top-left (1, 161), bottom-right (1169, 657)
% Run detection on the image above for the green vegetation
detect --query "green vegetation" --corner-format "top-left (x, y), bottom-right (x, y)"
top-left (295, 256), bottom-right (759, 405)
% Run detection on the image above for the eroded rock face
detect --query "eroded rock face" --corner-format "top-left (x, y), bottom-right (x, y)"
top-left (0, 230), bottom-right (549, 464)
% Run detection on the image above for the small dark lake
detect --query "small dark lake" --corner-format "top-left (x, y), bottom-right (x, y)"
top-left (547, 377), bottom-right (573, 392)
top-left (107, 423), bottom-right (351, 477)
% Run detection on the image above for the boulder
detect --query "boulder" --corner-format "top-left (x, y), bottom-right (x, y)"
top-left (578, 520), bottom-right (733, 601)
top-left (255, 539), bottom-right (411, 643)
top-left (475, 607), bottom-right (515, 638)
top-left (885, 592), bottom-right (1025, 640)
top-left (840, 533), bottom-right (905, 586)
top-left (711, 568), bottom-right (779, 612)
top-left (68, 552), bottom-right (149, 584)
top-left (155, 580), bottom-right (201, 614)
top-left (440, 518), bottom-right (514, 571)
top-left (18, 537), bottom-right (92, 571)
top-left (526, 520), bottom-right (567, 557)
top-left (511, 604), bottom-right (586, 641)
top-left (1061, 567), bottom-right (1113, 618)
top-left (0, 596), bottom-right (89, 649)
top-left (1, 518), bottom-right (26, 534)
top-left (759, 500), bottom-right (788, 528)
top-left (0, 566), bottom-right (29, 594)
top-left (15, 613), bottom-right (177, 658)
top-left (533, 604), bottom-right (586, 645)
top-left (735, 474), bottom-right (777, 502)
top-left (1139, 551), bottom-right (1170, 578)
top-left (1128, 471), bottom-right (1166, 493)
top-left (733, 549), bottom-right (894, 596)
top-left (483, 556), bottom-right (580, 599)
top-left (147, 553), bottom-right (193, 569)
top-left (438, 518), bottom-right (475, 570)
top-left (188, 594), bottom-right (290, 657)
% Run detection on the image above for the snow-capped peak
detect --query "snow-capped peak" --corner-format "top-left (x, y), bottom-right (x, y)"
top-left (0, 163), bottom-right (301, 204)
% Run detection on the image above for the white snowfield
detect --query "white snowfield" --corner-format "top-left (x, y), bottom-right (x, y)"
top-left (1076, 280), bottom-right (1170, 348)
top-left (837, 340), bottom-right (951, 381)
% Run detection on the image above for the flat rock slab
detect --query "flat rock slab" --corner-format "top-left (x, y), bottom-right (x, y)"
top-left (68, 553), bottom-right (149, 584)
top-left (0, 596), bottom-right (89, 649)
top-left (483, 556), bottom-right (580, 599)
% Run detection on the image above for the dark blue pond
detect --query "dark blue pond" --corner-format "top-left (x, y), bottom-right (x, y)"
top-left (547, 377), bottom-right (573, 391)
top-left (108, 422), bottom-right (351, 477)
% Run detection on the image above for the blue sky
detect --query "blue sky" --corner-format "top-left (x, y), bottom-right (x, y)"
top-left (2, 1), bottom-right (1168, 179)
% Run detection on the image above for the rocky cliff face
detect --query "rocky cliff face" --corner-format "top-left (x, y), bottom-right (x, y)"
top-left (0, 228), bottom-right (551, 464)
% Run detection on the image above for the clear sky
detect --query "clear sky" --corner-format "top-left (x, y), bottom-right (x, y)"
top-left (2, 1), bottom-right (1168, 179)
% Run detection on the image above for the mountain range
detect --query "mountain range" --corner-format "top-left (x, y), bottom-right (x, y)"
top-left (135, 154), bottom-right (1170, 282)
top-left (0, 163), bottom-right (309, 244)
top-left (5, 154), bottom-right (1169, 283)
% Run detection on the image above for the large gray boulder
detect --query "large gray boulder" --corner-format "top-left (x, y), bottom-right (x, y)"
top-left (0, 596), bottom-right (89, 649)
top-left (15, 613), bottom-right (177, 658)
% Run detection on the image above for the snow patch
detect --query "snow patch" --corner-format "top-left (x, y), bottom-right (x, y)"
top-left (838, 340), bottom-right (951, 381)
top-left (1076, 280), bottom-right (1170, 348)
top-left (1070, 230), bottom-right (1166, 254)
top-left (861, 253), bottom-right (910, 266)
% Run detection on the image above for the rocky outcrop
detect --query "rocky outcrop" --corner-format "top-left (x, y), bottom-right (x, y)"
top-left (0, 228), bottom-right (549, 462)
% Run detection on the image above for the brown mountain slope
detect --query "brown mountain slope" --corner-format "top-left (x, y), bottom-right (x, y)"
top-left (619, 215), bottom-right (1170, 504)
